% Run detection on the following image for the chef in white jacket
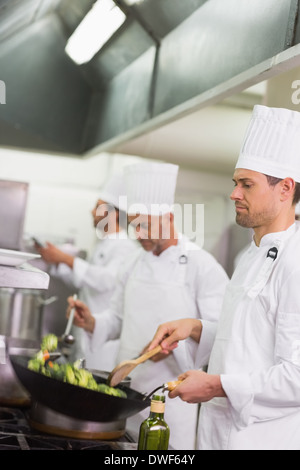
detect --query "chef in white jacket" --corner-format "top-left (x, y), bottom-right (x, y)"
top-left (69, 162), bottom-right (228, 450)
top-left (148, 105), bottom-right (300, 450)
top-left (37, 173), bottom-right (137, 369)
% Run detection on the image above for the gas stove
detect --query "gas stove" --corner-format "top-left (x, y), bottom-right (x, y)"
top-left (0, 406), bottom-right (137, 451)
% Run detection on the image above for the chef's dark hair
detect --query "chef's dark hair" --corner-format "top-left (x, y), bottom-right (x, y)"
top-left (265, 175), bottom-right (300, 205)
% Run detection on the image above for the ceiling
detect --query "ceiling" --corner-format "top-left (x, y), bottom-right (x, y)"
top-left (0, 0), bottom-right (300, 175)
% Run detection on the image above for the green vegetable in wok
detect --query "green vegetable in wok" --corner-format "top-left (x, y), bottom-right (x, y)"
top-left (27, 334), bottom-right (127, 398)
top-left (41, 333), bottom-right (58, 352)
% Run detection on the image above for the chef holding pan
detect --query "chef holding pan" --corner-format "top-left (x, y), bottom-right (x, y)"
top-left (147, 105), bottom-right (300, 450)
top-left (68, 162), bottom-right (229, 450)
top-left (36, 173), bottom-right (137, 370)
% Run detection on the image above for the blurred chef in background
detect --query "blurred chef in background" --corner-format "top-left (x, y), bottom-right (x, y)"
top-left (68, 162), bottom-right (229, 450)
top-left (36, 173), bottom-right (138, 370)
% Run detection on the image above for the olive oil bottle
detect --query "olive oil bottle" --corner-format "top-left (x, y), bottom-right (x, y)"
top-left (138, 394), bottom-right (170, 450)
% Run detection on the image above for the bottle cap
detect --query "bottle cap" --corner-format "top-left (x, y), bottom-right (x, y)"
top-left (150, 394), bottom-right (165, 413)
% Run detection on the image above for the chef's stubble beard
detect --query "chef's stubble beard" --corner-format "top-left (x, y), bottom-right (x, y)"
top-left (235, 207), bottom-right (276, 229)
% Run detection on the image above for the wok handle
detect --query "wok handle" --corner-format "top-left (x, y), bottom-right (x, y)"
top-left (165, 380), bottom-right (182, 391)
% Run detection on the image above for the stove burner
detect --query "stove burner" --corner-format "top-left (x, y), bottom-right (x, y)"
top-left (0, 406), bottom-right (137, 451)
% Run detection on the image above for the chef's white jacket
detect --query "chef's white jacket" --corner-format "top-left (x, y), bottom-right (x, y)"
top-left (190, 221), bottom-right (300, 450)
top-left (51, 232), bottom-right (138, 369)
top-left (85, 235), bottom-right (229, 449)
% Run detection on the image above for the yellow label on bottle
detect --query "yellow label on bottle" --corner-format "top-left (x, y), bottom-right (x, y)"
top-left (150, 400), bottom-right (165, 413)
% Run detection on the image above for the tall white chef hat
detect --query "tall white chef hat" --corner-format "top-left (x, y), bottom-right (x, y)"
top-left (98, 172), bottom-right (126, 211)
top-left (124, 162), bottom-right (179, 215)
top-left (235, 105), bottom-right (300, 182)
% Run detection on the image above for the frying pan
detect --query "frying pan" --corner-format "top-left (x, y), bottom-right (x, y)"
top-left (10, 355), bottom-right (150, 423)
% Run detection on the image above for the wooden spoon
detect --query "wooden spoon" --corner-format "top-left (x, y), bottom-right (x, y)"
top-left (108, 345), bottom-right (162, 387)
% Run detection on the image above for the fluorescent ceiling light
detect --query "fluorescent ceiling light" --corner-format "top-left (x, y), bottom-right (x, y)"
top-left (65, 0), bottom-right (126, 65)
top-left (124, 0), bottom-right (145, 4)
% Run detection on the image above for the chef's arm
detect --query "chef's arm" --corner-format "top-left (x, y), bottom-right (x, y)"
top-left (72, 256), bottom-right (122, 293)
top-left (36, 242), bottom-right (74, 268)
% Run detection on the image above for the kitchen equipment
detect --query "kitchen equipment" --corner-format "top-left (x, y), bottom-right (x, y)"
top-left (59, 294), bottom-right (77, 345)
top-left (28, 401), bottom-right (127, 440)
top-left (0, 406), bottom-right (137, 449)
top-left (108, 345), bottom-right (162, 387)
top-left (0, 263), bottom-right (49, 290)
top-left (0, 180), bottom-right (28, 251)
top-left (0, 337), bottom-right (39, 406)
top-left (0, 248), bottom-right (41, 267)
top-left (0, 287), bottom-right (56, 340)
top-left (10, 355), bottom-right (151, 422)
top-left (145, 380), bottom-right (182, 400)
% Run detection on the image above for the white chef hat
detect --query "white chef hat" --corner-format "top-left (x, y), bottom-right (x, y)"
top-left (235, 105), bottom-right (300, 182)
top-left (124, 162), bottom-right (179, 215)
top-left (98, 172), bottom-right (127, 211)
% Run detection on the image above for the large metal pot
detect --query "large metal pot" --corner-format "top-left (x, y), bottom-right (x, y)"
top-left (0, 336), bottom-right (39, 405)
top-left (0, 288), bottom-right (56, 340)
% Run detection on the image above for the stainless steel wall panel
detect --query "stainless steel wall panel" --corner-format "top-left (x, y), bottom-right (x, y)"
top-left (84, 46), bottom-right (156, 147)
top-left (153, 0), bottom-right (295, 116)
top-left (0, 14), bottom-right (92, 153)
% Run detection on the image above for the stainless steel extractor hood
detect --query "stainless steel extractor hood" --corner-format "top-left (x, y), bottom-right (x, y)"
top-left (0, 0), bottom-right (299, 159)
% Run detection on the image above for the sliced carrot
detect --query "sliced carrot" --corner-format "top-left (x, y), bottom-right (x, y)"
top-left (43, 350), bottom-right (50, 361)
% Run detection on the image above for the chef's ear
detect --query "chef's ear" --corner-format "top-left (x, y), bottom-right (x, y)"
top-left (280, 178), bottom-right (295, 202)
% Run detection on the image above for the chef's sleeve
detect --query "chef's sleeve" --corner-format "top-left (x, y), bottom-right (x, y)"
top-left (193, 252), bottom-right (228, 368)
top-left (72, 242), bottom-right (135, 292)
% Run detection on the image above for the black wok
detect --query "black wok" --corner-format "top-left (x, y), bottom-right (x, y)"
top-left (10, 355), bottom-right (150, 422)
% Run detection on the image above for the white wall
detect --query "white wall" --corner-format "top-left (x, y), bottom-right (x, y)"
top-left (0, 148), bottom-right (144, 254)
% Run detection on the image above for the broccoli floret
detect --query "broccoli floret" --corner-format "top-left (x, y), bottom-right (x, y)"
top-left (41, 334), bottom-right (58, 352)
top-left (97, 383), bottom-right (127, 398)
top-left (28, 358), bottom-right (42, 372)
top-left (27, 347), bottom-right (127, 398)
top-left (64, 364), bottom-right (77, 385)
top-left (97, 383), bottom-right (112, 394)
top-left (74, 368), bottom-right (91, 388)
top-left (40, 365), bottom-right (52, 377)
top-left (112, 388), bottom-right (127, 398)
top-left (85, 376), bottom-right (99, 391)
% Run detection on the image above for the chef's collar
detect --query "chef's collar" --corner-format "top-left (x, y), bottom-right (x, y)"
top-left (254, 222), bottom-right (297, 247)
top-left (144, 233), bottom-right (189, 261)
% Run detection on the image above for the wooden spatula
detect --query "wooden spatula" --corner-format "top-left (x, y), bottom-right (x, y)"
top-left (108, 345), bottom-right (162, 387)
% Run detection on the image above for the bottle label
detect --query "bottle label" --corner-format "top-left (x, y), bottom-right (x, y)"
top-left (150, 400), bottom-right (165, 413)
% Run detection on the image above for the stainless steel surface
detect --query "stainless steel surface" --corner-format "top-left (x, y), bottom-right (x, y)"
top-left (28, 402), bottom-right (126, 439)
top-left (0, 336), bottom-right (39, 405)
top-left (0, 0), bottom-right (299, 156)
top-left (0, 180), bottom-right (28, 251)
top-left (0, 288), bottom-right (53, 340)
top-left (0, 264), bottom-right (50, 290)
top-left (0, 406), bottom-right (137, 450)
top-left (60, 293), bottom-right (77, 345)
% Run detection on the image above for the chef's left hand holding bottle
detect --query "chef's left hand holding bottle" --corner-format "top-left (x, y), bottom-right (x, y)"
top-left (67, 297), bottom-right (95, 334)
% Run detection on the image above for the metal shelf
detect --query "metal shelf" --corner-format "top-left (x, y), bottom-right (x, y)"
top-left (0, 263), bottom-right (49, 290)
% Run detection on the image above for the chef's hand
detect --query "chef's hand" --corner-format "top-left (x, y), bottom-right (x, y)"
top-left (140, 342), bottom-right (172, 362)
top-left (168, 370), bottom-right (226, 403)
top-left (147, 319), bottom-right (203, 355)
top-left (36, 242), bottom-right (74, 268)
top-left (67, 297), bottom-right (95, 333)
